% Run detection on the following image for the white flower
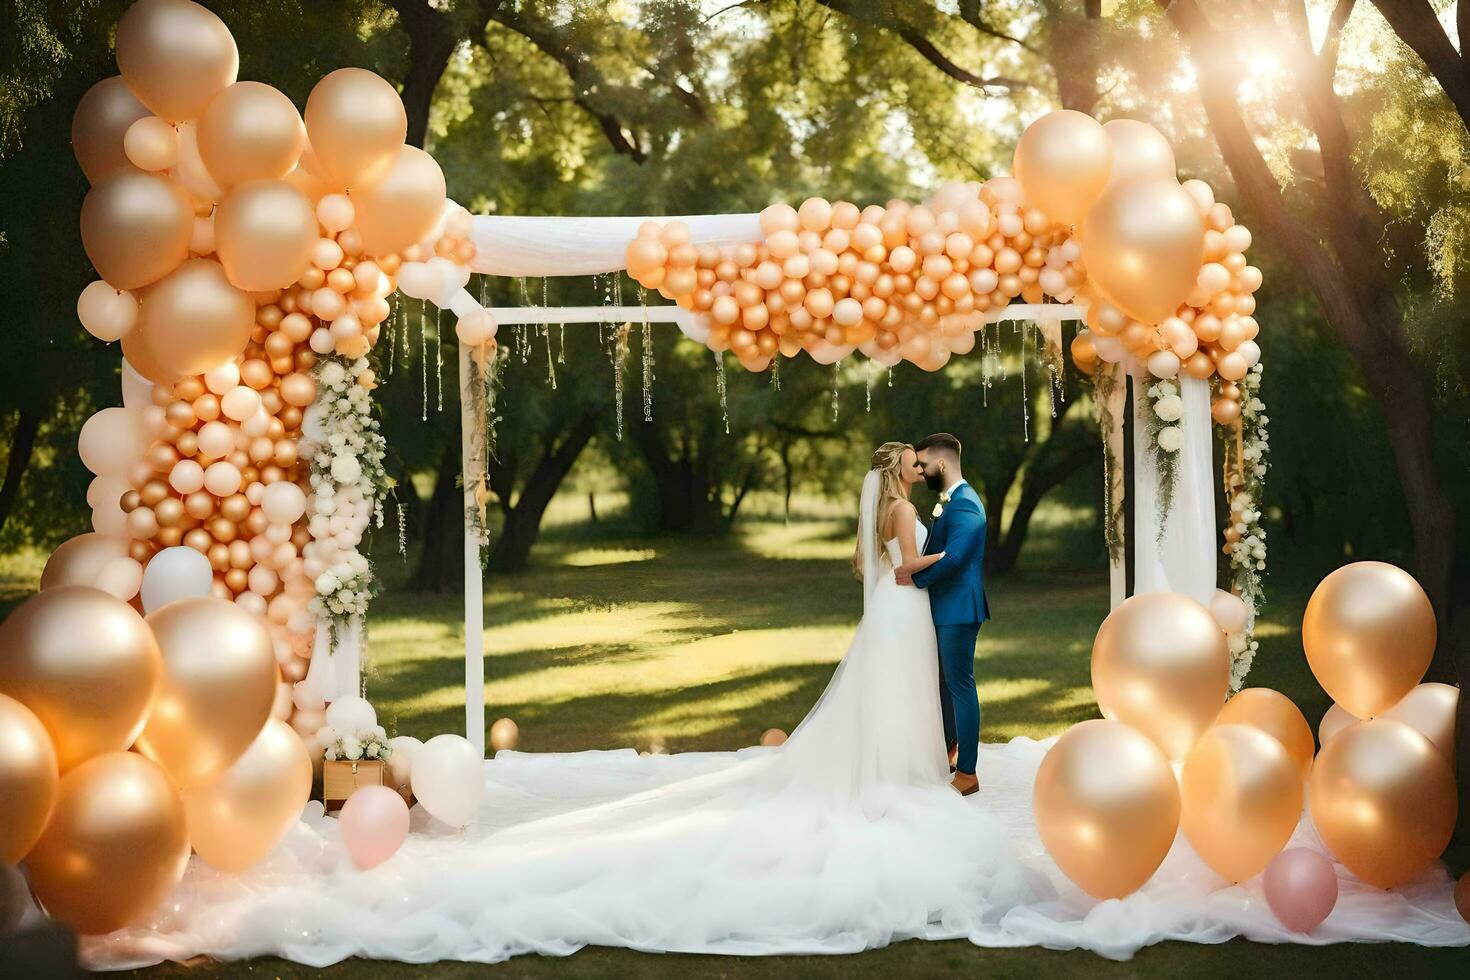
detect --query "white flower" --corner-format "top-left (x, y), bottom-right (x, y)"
top-left (332, 455), bottom-right (363, 483)
top-left (365, 743), bottom-right (379, 759)
top-left (1156, 425), bottom-right (1184, 452)
top-left (321, 362), bottom-right (346, 387)
top-left (342, 735), bottom-right (363, 761)
top-left (1154, 394), bottom-right (1183, 422)
top-left (316, 572), bottom-right (340, 594)
top-left (932, 503), bottom-right (943, 518)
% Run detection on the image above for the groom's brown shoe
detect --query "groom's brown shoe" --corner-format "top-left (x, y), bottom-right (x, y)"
top-left (947, 742), bottom-right (958, 773)
top-left (951, 772), bottom-right (979, 797)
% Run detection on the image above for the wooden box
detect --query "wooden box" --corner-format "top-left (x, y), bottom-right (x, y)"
top-left (322, 759), bottom-right (413, 812)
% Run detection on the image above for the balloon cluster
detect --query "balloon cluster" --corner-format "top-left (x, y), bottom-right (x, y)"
top-left (1037, 562), bottom-right (1457, 923)
top-left (0, 0), bottom-right (483, 935)
top-left (0, 587), bottom-right (296, 933)
top-left (626, 181), bottom-right (1086, 373)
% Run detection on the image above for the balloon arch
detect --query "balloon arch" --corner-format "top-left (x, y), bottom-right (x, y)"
top-left (19, 0), bottom-right (1459, 950)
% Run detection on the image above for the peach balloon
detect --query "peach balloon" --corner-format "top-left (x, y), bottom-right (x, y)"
top-left (1215, 688), bottom-right (1316, 780)
top-left (350, 146), bottom-right (446, 257)
top-left (214, 179), bottom-right (318, 290)
top-left (1034, 719), bottom-right (1180, 899)
top-left (1302, 562), bottom-right (1436, 719)
top-left (136, 596), bottom-right (278, 787)
top-left (181, 719), bottom-right (312, 872)
top-left (303, 68), bottom-right (408, 188)
top-left (0, 692), bottom-right (58, 863)
top-left (1379, 682), bottom-right (1458, 764)
top-left (131, 258), bottom-right (255, 382)
top-left (1102, 119), bottom-right (1177, 188)
top-left (173, 120), bottom-right (223, 203)
top-left (339, 784), bottom-right (411, 870)
top-left (1091, 591), bottom-right (1230, 760)
top-left (24, 752), bottom-right (189, 935)
top-left (77, 280), bottom-right (139, 342)
top-left (71, 76), bottom-right (151, 182)
top-left (40, 532), bottom-right (130, 591)
top-left (77, 406), bottom-right (151, 478)
top-left (198, 82), bottom-right (306, 188)
top-left (115, 0), bottom-right (238, 121)
top-left (1079, 177), bottom-right (1204, 325)
top-left (123, 115), bottom-right (178, 172)
top-left (0, 586), bottom-right (161, 772)
top-left (1014, 110), bottom-right (1113, 226)
top-left (1308, 719), bottom-right (1456, 889)
top-left (1317, 702), bottom-right (1358, 746)
top-left (79, 170), bottom-right (194, 290)
top-left (1180, 724), bottom-right (1303, 883)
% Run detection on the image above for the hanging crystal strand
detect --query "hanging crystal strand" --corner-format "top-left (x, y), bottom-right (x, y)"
top-left (541, 278), bottom-right (557, 389)
top-left (384, 295), bottom-right (397, 378)
top-left (613, 323), bottom-right (627, 441)
top-left (516, 277), bottom-right (531, 363)
top-left (434, 307), bottom-right (444, 413)
top-left (830, 362), bottom-right (840, 421)
top-left (558, 320), bottom-right (567, 364)
top-left (419, 301), bottom-right (428, 422)
top-left (865, 360), bottom-right (875, 413)
top-left (638, 287), bottom-right (653, 421)
top-left (888, 367), bottom-right (894, 388)
top-left (1019, 322), bottom-right (1030, 443)
top-left (715, 350), bottom-right (729, 434)
top-left (769, 355), bottom-right (781, 391)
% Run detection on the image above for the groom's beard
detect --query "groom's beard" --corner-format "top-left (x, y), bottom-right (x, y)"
top-left (924, 471), bottom-right (946, 493)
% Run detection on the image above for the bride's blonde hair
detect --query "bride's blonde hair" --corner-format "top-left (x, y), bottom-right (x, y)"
top-left (853, 441), bottom-right (911, 578)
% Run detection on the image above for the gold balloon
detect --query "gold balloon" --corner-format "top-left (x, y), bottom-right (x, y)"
top-left (115, 0), bottom-right (238, 122)
top-left (135, 596), bottom-right (277, 787)
top-left (489, 717), bottom-right (520, 753)
top-left (130, 258), bottom-right (255, 383)
top-left (1079, 177), bottom-right (1204, 325)
top-left (197, 82), bottom-right (306, 188)
top-left (214, 180), bottom-right (317, 291)
top-left (0, 586), bottom-right (161, 772)
top-left (304, 68), bottom-right (408, 188)
top-left (0, 692), bottom-right (58, 863)
top-left (39, 532), bottom-right (130, 591)
top-left (79, 170), bottom-right (194, 290)
top-left (1013, 110), bottom-right (1112, 227)
top-left (350, 145), bottom-right (446, 257)
top-left (72, 76), bottom-right (151, 183)
top-left (24, 752), bottom-right (189, 935)
top-left (1102, 119), bottom-right (1177, 189)
top-left (173, 120), bottom-right (224, 203)
top-left (1034, 719), bottom-right (1180, 899)
top-left (1180, 724), bottom-right (1303, 883)
top-left (1091, 591), bottom-right (1229, 760)
top-left (181, 719), bottom-right (311, 873)
top-left (1215, 688), bottom-right (1315, 781)
top-left (1303, 561), bottom-right (1436, 719)
top-left (1308, 719), bottom-right (1456, 889)
top-left (1380, 682), bottom-right (1458, 764)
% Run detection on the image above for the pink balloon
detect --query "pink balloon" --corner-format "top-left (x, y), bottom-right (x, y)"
top-left (1263, 848), bottom-right (1338, 933)
top-left (338, 785), bottom-right (409, 870)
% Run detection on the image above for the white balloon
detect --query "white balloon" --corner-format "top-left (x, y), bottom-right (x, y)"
top-left (387, 735), bottom-right (422, 790)
top-left (411, 734), bottom-right (483, 827)
top-left (395, 261), bottom-right (437, 300)
top-left (325, 695), bottom-right (377, 733)
top-left (120, 358), bottom-right (154, 409)
top-left (140, 546), bottom-right (214, 613)
top-left (1209, 588), bottom-right (1248, 634)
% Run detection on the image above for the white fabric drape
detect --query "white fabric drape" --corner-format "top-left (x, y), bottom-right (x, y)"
top-left (468, 214), bottom-right (762, 278)
top-left (301, 617), bottom-right (363, 703)
top-left (1129, 366), bottom-right (1216, 606)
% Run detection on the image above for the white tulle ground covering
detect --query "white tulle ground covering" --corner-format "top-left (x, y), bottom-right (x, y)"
top-left (79, 737), bottom-right (1468, 970)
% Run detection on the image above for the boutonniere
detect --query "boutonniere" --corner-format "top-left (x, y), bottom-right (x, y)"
top-left (932, 490), bottom-right (950, 519)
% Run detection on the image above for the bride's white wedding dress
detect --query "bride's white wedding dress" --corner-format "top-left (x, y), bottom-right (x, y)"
top-left (79, 474), bottom-right (1469, 968)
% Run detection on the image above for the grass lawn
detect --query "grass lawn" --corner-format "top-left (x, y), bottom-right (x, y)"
top-left (4, 506), bottom-right (1465, 977)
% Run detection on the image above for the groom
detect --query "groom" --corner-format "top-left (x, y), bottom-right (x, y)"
top-left (895, 432), bottom-right (989, 797)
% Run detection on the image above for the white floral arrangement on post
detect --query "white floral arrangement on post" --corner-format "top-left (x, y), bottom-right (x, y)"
top-left (322, 725), bottom-right (393, 763)
top-left (1224, 363), bottom-right (1269, 687)
top-left (301, 355), bottom-right (389, 638)
top-left (1144, 377), bottom-right (1184, 539)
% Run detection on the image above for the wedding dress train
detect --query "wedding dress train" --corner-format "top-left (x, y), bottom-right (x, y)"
top-left (79, 475), bottom-right (1469, 967)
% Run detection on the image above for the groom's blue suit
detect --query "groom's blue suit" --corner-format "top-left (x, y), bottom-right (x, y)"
top-left (911, 481), bottom-right (989, 776)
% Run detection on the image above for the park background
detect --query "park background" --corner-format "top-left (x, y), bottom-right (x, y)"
top-left (3, 2), bottom-right (1470, 974)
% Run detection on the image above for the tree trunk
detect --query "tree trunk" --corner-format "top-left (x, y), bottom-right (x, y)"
top-left (0, 406), bottom-right (41, 537)
top-left (631, 420), bottom-right (724, 534)
top-left (990, 443), bottom-right (1097, 573)
top-left (486, 410), bottom-right (599, 572)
